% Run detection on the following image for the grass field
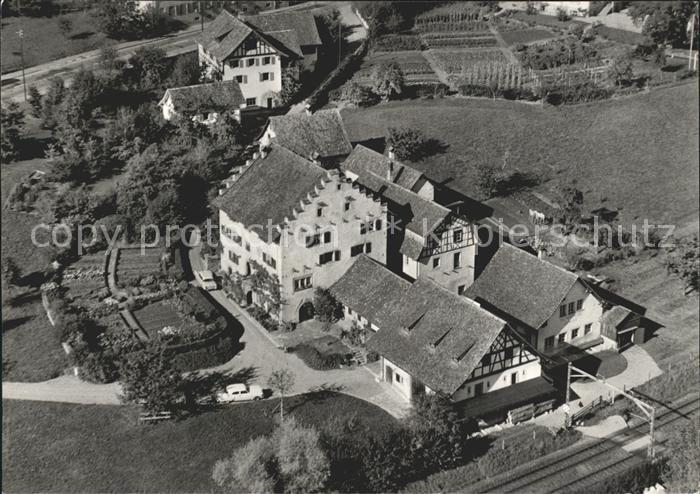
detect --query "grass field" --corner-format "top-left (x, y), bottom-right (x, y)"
top-left (2, 393), bottom-right (398, 492)
top-left (342, 82), bottom-right (700, 229)
top-left (133, 301), bottom-right (185, 334)
top-left (1, 10), bottom-right (110, 73)
top-left (2, 290), bottom-right (68, 382)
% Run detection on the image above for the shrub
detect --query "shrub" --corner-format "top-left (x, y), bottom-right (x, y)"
top-left (169, 334), bottom-right (238, 372)
top-left (387, 126), bottom-right (427, 161)
top-left (556, 7), bottom-right (570, 22)
top-left (578, 458), bottom-right (667, 494)
top-left (542, 80), bottom-right (613, 105)
top-left (313, 288), bottom-right (343, 322)
top-left (293, 344), bottom-right (346, 370)
top-left (338, 81), bottom-right (378, 107)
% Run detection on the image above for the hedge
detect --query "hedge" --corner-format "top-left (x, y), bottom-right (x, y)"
top-left (569, 458), bottom-right (667, 494)
top-left (293, 344), bottom-right (347, 370)
top-left (169, 333), bottom-right (239, 372)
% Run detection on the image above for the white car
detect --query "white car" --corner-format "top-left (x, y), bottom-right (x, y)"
top-left (195, 270), bottom-right (217, 291)
top-left (216, 383), bottom-right (264, 403)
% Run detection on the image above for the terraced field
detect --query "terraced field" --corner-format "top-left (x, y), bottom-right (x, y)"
top-left (115, 247), bottom-right (163, 286)
top-left (353, 50), bottom-right (441, 86)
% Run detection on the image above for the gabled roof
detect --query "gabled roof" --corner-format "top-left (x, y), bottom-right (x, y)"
top-left (213, 144), bottom-right (328, 231)
top-left (243, 11), bottom-right (322, 47)
top-left (160, 80), bottom-right (245, 113)
top-left (201, 10), bottom-right (253, 61)
top-left (267, 110), bottom-right (352, 160)
top-left (344, 145), bottom-right (426, 191)
top-left (466, 243), bottom-right (580, 329)
top-left (331, 256), bottom-right (508, 396)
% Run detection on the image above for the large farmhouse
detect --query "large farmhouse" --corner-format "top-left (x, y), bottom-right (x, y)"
top-left (198, 9), bottom-right (321, 108)
top-left (331, 255), bottom-right (557, 421)
top-left (466, 243), bottom-right (612, 361)
top-left (214, 145), bottom-right (387, 323)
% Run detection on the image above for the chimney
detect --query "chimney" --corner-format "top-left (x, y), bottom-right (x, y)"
top-left (388, 146), bottom-right (396, 161)
top-left (387, 159), bottom-right (394, 181)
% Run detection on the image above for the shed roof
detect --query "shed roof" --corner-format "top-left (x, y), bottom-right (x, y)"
top-left (466, 243), bottom-right (579, 329)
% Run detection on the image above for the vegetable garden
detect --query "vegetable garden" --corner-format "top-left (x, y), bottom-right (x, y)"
top-left (353, 51), bottom-right (440, 86)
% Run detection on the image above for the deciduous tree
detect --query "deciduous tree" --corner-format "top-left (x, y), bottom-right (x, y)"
top-left (665, 234), bottom-right (699, 292)
top-left (0, 102), bottom-right (24, 163)
top-left (662, 416), bottom-right (700, 491)
top-left (628, 1), bottom-right (698, 48)
top-left (371, 61), bottom-right (404, 101)
top-left (387, 126), bottom-right (427, 161)
top-left (267, 368), bottom-right (295, 421)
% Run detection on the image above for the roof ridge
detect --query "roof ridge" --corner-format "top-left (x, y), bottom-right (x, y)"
top-left (355, 254), bottom-right (412, 286)
top-left (417, 278), bottom-right (507, 326)
top-left (365, 170), bottom-right (450, 214)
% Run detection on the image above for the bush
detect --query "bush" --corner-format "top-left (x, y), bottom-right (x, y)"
top-left (542, 80), bottom-right (613, 105)
top-left (293, 344), bottom-right (346, 370)
top-left (313, 288), bottom-right (343, 322)
top-left (337, 81), bottom-right (378, 107)
top-left (556, 7), bottom-right (570, 22)
top-left (577, 458), bottom-right (667, 494)
top-left (387, 126), bottom-right (427, 161)
top-left (169, 334), bottom-right (238, 372)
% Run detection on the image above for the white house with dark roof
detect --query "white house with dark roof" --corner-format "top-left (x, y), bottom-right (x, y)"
top-left (259, 109), bottom-right (353, 166)
top-left (198, 9), bottom-right (320, 108)
top-left (214, 144), bottom-right (387, 323)
top-left (466, 243), bottom-right (614, 362)
top-left (158, 79), bottom-right (246, 123)
top-left (330, 255), bottom-right (556, 421)
top-left (342, 145), bottom-right (477, 295)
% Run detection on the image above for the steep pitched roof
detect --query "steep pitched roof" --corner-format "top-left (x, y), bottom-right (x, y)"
top-left (213, 144), bottom-right (327, 230)
top-left (267, 110), bottom-right (352, 160)
top-left (243, 11), bottom-right (322, 47)
top-left (329, 255), bottom-right (413, 328)
top-left (201, 10), bottom-right (254, 61)
top-left (344, 145), bottom-right (425, 191)
top-left (466, 243), bottom-right (579, 329)
top-left (331, 256), bottom-right (508, 396)
top-left (161, 80), bottom-right (245, 113)
top-left (343, 146), bottom-right (450, 246)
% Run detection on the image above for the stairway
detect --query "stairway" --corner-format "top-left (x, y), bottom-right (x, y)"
top-left (352, 349), bottom-right (367, 366)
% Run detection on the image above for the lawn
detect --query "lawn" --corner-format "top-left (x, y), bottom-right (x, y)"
top-left (341, 82), bottom-right (700, 229)
top-left (2, 290), bottom-right (68, 382)
top-left (499, 28), bottom-right (556, 46)
top-left (133, 301), bottom-right (185, 334)
top-left (1, 10), bottom-right (110, 73)
top-left (2, 393), bottom-right (398, 492)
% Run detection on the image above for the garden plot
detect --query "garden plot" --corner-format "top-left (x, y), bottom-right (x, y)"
top-left (115, 248), bottom-right (163, 286)
top-left (421, 32), bottom-right (498, 49)
top-left (132, 301), bottom-right (185, 335)
top-left (62, 252), bottom-right (108, 300)
top-left (353, 51), bottom-right (440, 86)
top-left (428, 49), bottom-right (524, 88)
top-left (499, 28), bottom-right (556, 46)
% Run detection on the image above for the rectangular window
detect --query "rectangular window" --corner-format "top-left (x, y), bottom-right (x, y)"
top-left (334, 250), bottom-right (341, 261)
top-left (568, 302), bottom-right (575, 314)
top-left (293, 276), bottom-right (312, 292)
top-left (395, 373), bottom-right (402, 383)
top-left (558, 333), bottom-right (566, 345)
top-left (576, 299), bottom-right (583, 311)
top-left (571, 328), bottom-right (579, 339)
top-left (545, 336), bottom-right (554, 349)
top-left (481, 354), bottom-right (490, 366)
top-left (453, 252), bottom-right (461, 269)
top-left (505, 347), bottom-right (514, 360)
top-left (360, 223), bottom-right (367, 235)
top-left (245, 242), bottom-right (251, 252)
top-left (262, 56), bottom-right (271, 65)
top-left (344, 202), bottom-right (350, 211)
top-left (351, 244), bottom-right (364, 257)
top-left (262, 252), bottom-right (276, 269)
top-left (457, 284), bottom-right (465, 295)
top-left (365, 242), bottom-right (372, 254)
top-left (584, 323), bottom-right (592, 335)
top-left (235, 75), bottom-right (245, 83)
top-left (317, 207), bottom-right (323, 217)
top-left (230, 59), bottom-right (240, 68)
top-left (323, 231), bottom-right (331, 244)
top-left (246, 97), bottom-right (256, 106)
top-left (260, 72), bottom-right (269, 82)
top-left (247, 58), bottom-right (255, 67)
top-left (374, 219), bottom-right (382, 231)
top-left (433, 257), bottom-right (440, 269)
top-left (319, 252), bottom-right (333, 265)
top-left (228, 250), bottom-right (239, 264)
top-left (453, 229), bottom-right (463, 243)
top-left (560, 305), bottom-right (567, 317)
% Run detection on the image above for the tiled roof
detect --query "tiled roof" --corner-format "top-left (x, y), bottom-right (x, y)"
top-left (267, 110), bottom-right (352, 160)
top-left (201, 10), bottom-right (253, 61)
top-left (332, 256), bottom-right (507, 396)
top-left (329, 255), bottom-right (412, 328)
top-left (213, 145), bottom-right (327, 231)
top-left (243, 11), bottom-right (322, 47)
top-left (466, 243), bottom-right (579, 329)
top-left (344, 145), bottom-right (425, 192)
top-left (161, 80), bottom-right (245, 113)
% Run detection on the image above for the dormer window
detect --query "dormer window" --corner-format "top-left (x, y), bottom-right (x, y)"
top-left (317, 207), bottom-right (323, 217)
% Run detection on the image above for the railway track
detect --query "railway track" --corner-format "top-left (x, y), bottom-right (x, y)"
top-left (466, 394), bottom-right (699, 494)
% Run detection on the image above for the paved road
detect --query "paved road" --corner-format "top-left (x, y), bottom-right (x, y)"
top-left (2, 375), bottom-right (122, 405)
top-left (1, 23), bottom-right (203, 103)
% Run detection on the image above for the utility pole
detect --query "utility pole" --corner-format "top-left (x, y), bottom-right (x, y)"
top-left (200, 0), bottom-right (204, 32)
top-left (17, 28), bottom-right (27, 101)
top-left (689, 12), bottom-right (696, 71)
top-left (337, 22), bottom-right (342, 66)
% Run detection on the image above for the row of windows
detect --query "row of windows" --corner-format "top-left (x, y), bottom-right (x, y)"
top-left (319, 250), bottom-right (341, 265)
top-left (426, 227), bottom-right (474, 250)
top-left (432, 252), bottom-right (462, 270)
top-left (229, 56), bottom-right (276, 68)
top-left (350, 242), bottom-right (372, 257)
top-left (559, 299), bottom-right (584, 317)
top-left (544, 323), bottom-right (593, 349)
top-left (262, 252), bottom-right (276, 269)
top-left (306, 231), bottom-right (332, 248)
top-left (233, 72), bottom-right (275, 84)
top-left (360, 219), bottom-right (382, 234)
top-left (293, 276), bottom-right (312, 292)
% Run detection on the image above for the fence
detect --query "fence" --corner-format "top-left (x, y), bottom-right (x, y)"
top-left (507, 398), bottom-right (557, 424)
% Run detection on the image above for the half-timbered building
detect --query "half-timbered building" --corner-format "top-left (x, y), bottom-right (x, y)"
top-left (198, 9), bottom-right (320, 108)
top-left (330, 255), bottom-right (557, 421)
top-left (342, 145), bottom-right (477, 294)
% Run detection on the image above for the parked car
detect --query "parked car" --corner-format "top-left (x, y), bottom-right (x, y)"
top-left (195, 270), bottom-right (217, 290)
top-left (216, 383), bottom-right (264, 403)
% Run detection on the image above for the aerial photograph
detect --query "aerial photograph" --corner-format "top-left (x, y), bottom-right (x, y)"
top-left (1, 0), bottom-right (698, 492)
